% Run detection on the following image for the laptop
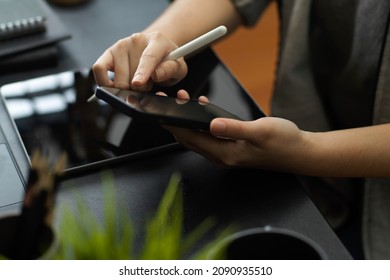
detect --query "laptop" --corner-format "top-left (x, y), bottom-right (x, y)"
top-left (0, 93), bottom-right (29, 213)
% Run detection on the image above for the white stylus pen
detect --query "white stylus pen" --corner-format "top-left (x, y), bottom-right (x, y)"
top-left (87, 25), bottom-right (227, 102)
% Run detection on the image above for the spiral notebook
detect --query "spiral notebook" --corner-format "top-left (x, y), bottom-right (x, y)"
top-left (0, 0), bottom-right (71, 58)
top-left (0, 0), bottom-right (47, 41)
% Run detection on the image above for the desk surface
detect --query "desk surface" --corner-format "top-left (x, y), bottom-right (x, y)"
top-left (57, 145), bottom-right (351, 260)
top-left (0, 0), bottom-right (352, 259)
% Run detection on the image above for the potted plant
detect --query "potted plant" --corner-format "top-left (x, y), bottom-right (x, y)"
top-left (54, 172), bottom-right (230, 260)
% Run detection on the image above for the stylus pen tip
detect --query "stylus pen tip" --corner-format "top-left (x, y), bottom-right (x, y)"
top-left (87, 94), bottom-right (97, 102)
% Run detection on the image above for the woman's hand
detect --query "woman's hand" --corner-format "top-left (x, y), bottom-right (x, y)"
top-left (92, 31), bottom-right (188, 92)
top-left (168, 116), bottom-right (307, 171)
top-left (164, 90), bottom-right (308, 173)
top-left (166, 90), bottom-right (390, 177)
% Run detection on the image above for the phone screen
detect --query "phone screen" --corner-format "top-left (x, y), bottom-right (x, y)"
top-left (96, 86), bottom-right (242, 131)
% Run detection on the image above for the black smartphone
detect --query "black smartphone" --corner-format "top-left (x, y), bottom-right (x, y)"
top-left (95, 86), bottom-right (242, 131)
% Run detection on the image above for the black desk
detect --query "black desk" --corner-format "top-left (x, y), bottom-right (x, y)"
top-left (56, 145), bottom-right (352, 260)
top-left (0, 0), bottom-right (351, 259)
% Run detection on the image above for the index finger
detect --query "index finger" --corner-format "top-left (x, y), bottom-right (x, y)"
top-left (132, 34), bottom-right (176, 86)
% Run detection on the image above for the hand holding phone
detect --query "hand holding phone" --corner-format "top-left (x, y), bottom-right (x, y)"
top-left (94, 86), bottom-right (242, 131)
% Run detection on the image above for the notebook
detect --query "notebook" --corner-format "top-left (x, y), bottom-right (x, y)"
top-left (0, 0), bottom-right (71, 58)
top-left (0, 0), bottom-right (47, 41)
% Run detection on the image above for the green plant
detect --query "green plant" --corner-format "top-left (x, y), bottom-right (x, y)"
top-left (54, 171), bottom-right (231, 259)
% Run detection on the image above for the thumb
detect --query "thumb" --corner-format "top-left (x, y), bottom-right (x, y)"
top-left (210, 118), bottom-right (255, 140)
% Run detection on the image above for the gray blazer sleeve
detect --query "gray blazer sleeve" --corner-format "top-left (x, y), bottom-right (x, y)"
top-left (230, 0), bottom-right (272, 26)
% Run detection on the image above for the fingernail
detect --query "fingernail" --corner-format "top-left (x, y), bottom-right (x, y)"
top-left (132, 73), bottom-right (143, 84)
top-left (211, 120), bottom-right (226, 134)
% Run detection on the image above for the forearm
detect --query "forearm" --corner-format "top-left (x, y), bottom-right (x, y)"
top-left (299, 124), bottom-right (390, 177)
top-left (143, 0), bottom-right (242, 46)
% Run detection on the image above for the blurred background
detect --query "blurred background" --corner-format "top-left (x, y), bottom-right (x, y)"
top-left (213, 2), bottom-right (278, 115)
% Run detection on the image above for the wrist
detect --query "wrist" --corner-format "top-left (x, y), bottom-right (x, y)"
top-left (284, 130), bottom-right (326, 177)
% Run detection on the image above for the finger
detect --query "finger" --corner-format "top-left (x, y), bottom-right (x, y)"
top-left (92, 50), bottom-right (115, 87)
top-left (198, 95), bottom-right (209, 103)
top-left (165, 125), bottom-right (229, 153)
top-left (177, 89), bottom-right (190, 100)
top-left (151, 58), bottom-right (188, 85)
top-left (175, 90), bottom-right (208, 103)
top-left (127, 34), bottom-right (155, 92)
top-left (128, 77), bottom-right (154, 92)
top-left (132, 33), bottom-right (175, 87)
top-left (155, 91), bottom-right (167, 97)
top-left (108, 39), bottom-right (133, 89)
top-left (165, 125), bottom-right (237, 166)
top-left (210, 118), bottom-right (257, 141)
